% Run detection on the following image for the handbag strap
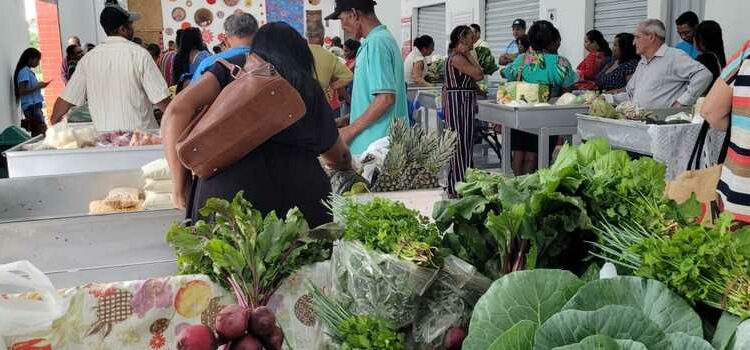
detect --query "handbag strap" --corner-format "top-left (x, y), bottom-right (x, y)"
top-left (215, 58), bottom-right (245, 80)
top-left (688, 119), bottom-right (732, 171)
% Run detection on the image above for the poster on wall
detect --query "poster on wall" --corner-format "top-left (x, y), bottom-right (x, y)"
top-left (266, 0), bottom-right (305, 34)
top-left (160, 0), bottom-right (268, 48)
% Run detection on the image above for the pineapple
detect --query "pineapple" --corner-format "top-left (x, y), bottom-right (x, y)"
top-left (371, 119), bottom-right (457, 192)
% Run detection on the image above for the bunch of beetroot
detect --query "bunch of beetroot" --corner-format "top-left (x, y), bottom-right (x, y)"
top-left (176, 305), bottom-right (283, 350)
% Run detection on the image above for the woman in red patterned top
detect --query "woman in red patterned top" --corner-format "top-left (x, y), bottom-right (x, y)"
top-left (574, 30), bottom-right (610, 90)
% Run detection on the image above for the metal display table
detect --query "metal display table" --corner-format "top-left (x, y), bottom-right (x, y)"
top-left (577, 114), bottom-right (726, 179)
top-left (477, 101), bottom-right (589, 174)
top-left (408, 87), bottom-right (443, 134)
top-left (4, 134), bottom-right (164, 178)
top-left (0, 169), bottom-right (158, 223)
top-left (0, 210), bottom-right (182, 288)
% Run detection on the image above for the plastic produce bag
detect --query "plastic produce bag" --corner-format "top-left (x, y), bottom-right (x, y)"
top-left (331, 240), bottom-right (439, 329)
top-left (412, 256), bottom-right (492, 347)
top-left (357, 137), bottom-right (390, 184)
top-left (0, 261), bottom-right (69, 349)
top-left (267, 261), bottom-right (331, 350)
top-left (141, 158), bottom-right (171, 180)
top-left (144, 179), bottom-right (173, 193)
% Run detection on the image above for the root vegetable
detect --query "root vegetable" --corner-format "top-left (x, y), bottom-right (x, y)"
top-left (216, 304), bottom-right (250, 339)
top-left (444, 326), bottom-right (467, 350)
top-left (249, 306), bottom-right (276, 336)
top-left (176, 324), bottom-right (217, 350)
top-left (262, 326), bottom-right (284, 350)
top-left (229, 335), bottom-right (263, 350)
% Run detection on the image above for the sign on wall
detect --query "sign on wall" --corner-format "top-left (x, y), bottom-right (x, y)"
top-left (160, 0), bottom-right (268, 48)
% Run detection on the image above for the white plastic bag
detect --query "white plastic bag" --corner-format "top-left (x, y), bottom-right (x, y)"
top-left (141, 158), bottom-right (171, 180)
top-left (357, 137), bottom-right (390, 183)
top-left (0, 261), bottom-right (69, 345)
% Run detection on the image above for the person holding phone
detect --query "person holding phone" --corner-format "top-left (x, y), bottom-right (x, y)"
top-left (14, 48), bottom-right (50, 136)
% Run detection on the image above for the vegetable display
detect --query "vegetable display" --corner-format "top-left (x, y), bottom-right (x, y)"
top-left (167, 193), bottom-right (342, 349)
top-left (462, 269), bottom-right (713, 350)
top-left (475, 46), bottom-right (499, 76)
top-left (434, 139), bottom-right (675, 278)
top-left (588, 97), bottom-right (620, 119)
top-left (592, 213), bottom-right (750, 318)
top-left (308, 282), bottom-right (406, 350)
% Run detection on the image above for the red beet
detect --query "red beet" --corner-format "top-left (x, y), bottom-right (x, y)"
top-left (444, 326), bottom-right (467, 350)
top-left (249, 306), bottom-right (276, 337)
top-left (261, 326), bottom-right (284, 350)
top-left (176, 324), bottom-right (217, 350)
top-left (215, 304), bottom-right (250, 339)
top-left (229, 334), bottom-right (262, 350)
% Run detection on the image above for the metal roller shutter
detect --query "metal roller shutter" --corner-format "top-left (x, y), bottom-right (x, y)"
top-left (594, 0), bottom-right (648, 43)
top-left (485, 0), bottom-right (539, 56)
top-left (417, 4), bottom-right (447, 56)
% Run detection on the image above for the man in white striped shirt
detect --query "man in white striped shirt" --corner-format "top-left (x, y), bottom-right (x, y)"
top-left (50, 1), bottom-right (171, 131)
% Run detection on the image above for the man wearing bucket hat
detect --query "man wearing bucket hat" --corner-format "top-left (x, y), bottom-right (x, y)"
top-left (50, 0), bottom-right (171, 131)
top-left (326, 0), bottom-right (408, 156)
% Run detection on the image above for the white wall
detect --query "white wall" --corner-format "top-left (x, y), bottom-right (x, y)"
top-left (540, 0), bottom-right (593, 68)
top-left (704, 0), bottom-right (750, 56)
top-left (1, 0), bottom-right (31, 129)
top-left (58, 0), bottom-right (129, 49)
top-left (376, 0), bottom-right (402, 42)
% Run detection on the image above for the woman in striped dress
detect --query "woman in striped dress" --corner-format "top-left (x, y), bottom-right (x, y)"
top-left (443, 25), bottom-right (485, 196)
top-left (702, 39), bottom-right (750, 222)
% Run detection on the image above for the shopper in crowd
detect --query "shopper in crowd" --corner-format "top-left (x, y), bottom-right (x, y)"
top-left (14, 48), bottom-right (49, 137)
top-left (146, 43), bottom-right (161, 61)
top-left (61, 35), bottom-right (81, 84)
top-left (64, 44), bottom-right (84, 81)
top-left (499, 19), bottom-right (526, 65)
top-left (344, 38), bottom-right (360, 71)
top-left (443, 25), bottom-right (484, 196)
top-left (471, 23), bottom-right (499, 77)
top-left (133, 36), bottom-right (144, 47)
top-left (50, 1), bottom-right (170, 131)
top-left (212, 45), bottom-right (222, 54)
top-left (173, 27), bottom-right (211, 92)
top-left (404, 35), bottom-right (435, 87)
top-left (157, 30), bottom-right (181, 87)
top-left (191, 13), bottom-right (257, 84)
top-left (574, 30), bottom-right (610, 90)
top-left (595, 33), bottom-right (639, 93)
top-left (307, 21), bottom-right (353, 117)
top-left (608, 19), bottom-right (712, 109)
top-left (695, 20), bottom-right (726, 88)
top-left (675, 11), bottom-right (700, 59)
top-left (330, 36), bottom-right (345, 58)
top-left (167, 40), bottom-right (175, 52)
top-left (85, 43), bottom-right (96, 53)
top-left (162, 22), bottom-right (353, 226)
top-left (701, 39), bottom-right (750, 222)
top-left (502, 20), bottom-right (577, 175)
top-left (326, 0), bottom-right (408, 156)
top-left (470, 24), bottom-right (488, 50)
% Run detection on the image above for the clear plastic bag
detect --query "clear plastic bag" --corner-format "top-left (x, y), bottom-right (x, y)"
top-left (331, 240), bottom-right (439, 329)
top-left (412, 256), bottom-right (492, 347)
top-left (0, 261), bottom-right (69, 348)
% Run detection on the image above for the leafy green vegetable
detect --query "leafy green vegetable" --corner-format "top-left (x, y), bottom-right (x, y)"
top-left (562, 276), bottom-right (703, 336)
top-left (166, 192), bottom-right (340, 307)
top-left (551, 335), bottom-right (647, 350)
top-left (333, 196), bottom-right (442, 267)
top-left (463, 270), bottom-right (584, 350)
top-left (308, 281), bottom-right (406, 350)
top-left (665, 333), bottom-right (714, 350)
top-left (487, 320), bottom-right (537, 350)
top-left (533, 306), bottom-right (670, 350)
top-left (475, 46), bottom-right (499, 75)
top-left (712, 312), bottom-right (744, 350)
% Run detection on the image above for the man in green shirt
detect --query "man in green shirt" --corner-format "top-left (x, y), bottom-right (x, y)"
top-left (325, 0), bottom-right (408, 156)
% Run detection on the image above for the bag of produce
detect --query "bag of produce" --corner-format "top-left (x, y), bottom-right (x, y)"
top-left (412, 256), bottom-right (492, 347)
top-left (331, 240), bottom-right (439, 329)
top-left (141, 158), bottom-right (171, 180)
top-left (102, 187), bottom-right (141, 210)
top-left (143, 192), bottom-right (174, 210)
top-left (144, 179), bottom-right (173, 193)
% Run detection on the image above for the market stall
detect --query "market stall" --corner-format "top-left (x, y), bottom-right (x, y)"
top-left (477, 100), bottom-right (588, 173)
top-left (4, 125), bottom-right (164, 178)
top-left (576, 113), bottom-right (726, 179)
top-left (408, 87), bottom-right (443, 134)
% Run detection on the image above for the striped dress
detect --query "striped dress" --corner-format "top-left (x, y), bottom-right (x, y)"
top-left (443, 53), bottom-right (477, 195)
top-left (717, 39), bottom-right (750, 222)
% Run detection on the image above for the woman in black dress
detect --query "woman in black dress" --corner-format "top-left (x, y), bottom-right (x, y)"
top-left (162, 22), bottom-right (353, 227)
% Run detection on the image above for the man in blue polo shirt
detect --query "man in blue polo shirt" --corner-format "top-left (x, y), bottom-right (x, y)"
top-left (325, 0), bottom-right (408, 156)
top-left (190, 12), bottom-right (258, 84)
top-left (674, 11), bottom-right (700, 59)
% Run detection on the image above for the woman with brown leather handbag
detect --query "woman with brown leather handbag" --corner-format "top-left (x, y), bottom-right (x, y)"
top-left (162, 22), bottom-right (353, 227)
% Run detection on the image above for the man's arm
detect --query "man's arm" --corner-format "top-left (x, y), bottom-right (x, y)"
top-left (674, 57), bottom-right (714, 106)
top-left (412, 61), bottom-right (431, 87)
top-left (339, 93), bottom-right (394, 145)
top-left (49, 97), bottom-right (75, 125)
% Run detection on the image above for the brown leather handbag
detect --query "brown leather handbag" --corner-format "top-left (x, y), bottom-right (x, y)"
top-left (176, 53), bottom-right (307, 178)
